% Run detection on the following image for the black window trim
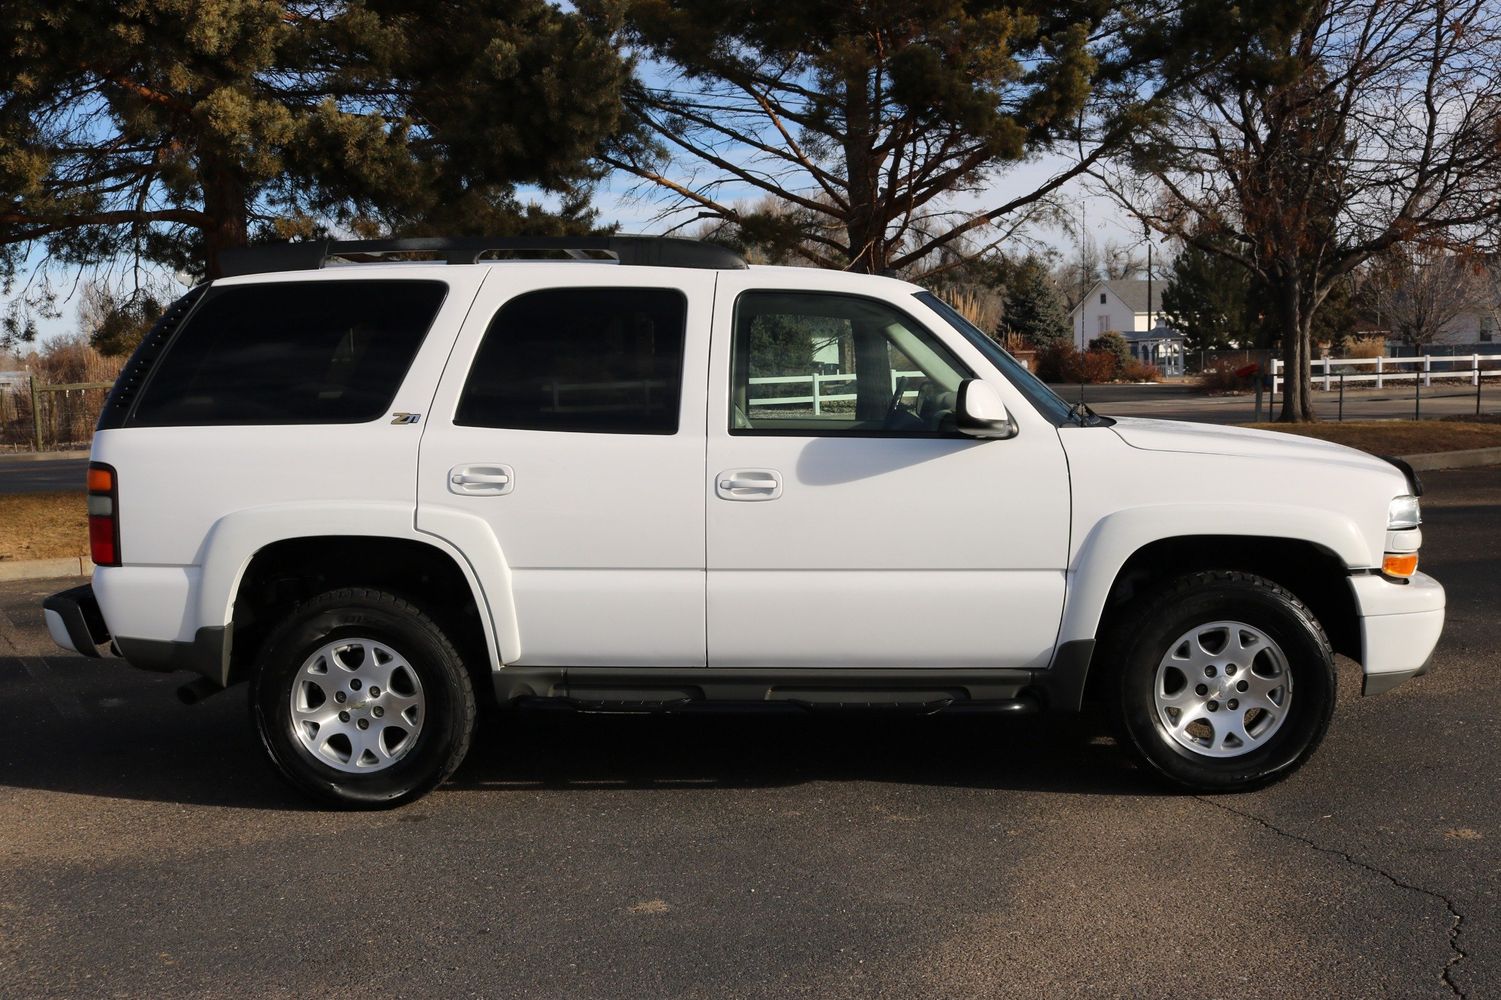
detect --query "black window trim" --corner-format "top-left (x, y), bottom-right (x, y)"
top-left (100, 283), bottom-right (210, 431)
top-left (454, 284), bottom-right (691, 437)
top-left (728, 288), bottom-right (978, 440)
top-left (124, 276), bottom-right (451, 428)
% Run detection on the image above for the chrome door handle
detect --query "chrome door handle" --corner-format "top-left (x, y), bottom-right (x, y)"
top-left (715, 469), bottom-right (782, 501)
top-left (449, 464), bottom-right (515, 496)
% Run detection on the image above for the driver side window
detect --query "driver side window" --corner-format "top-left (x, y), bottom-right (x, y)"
top-left (731, 291), bottom-right (971, 435)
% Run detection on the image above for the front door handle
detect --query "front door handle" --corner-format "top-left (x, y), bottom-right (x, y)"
top-left (716, 469), bottom-right (782, 501)
top-left (449, 464), bottom-right (515, 496)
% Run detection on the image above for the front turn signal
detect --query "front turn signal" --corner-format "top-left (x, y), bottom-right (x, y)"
top-left (1382, 552), bottom-right (1419, 579)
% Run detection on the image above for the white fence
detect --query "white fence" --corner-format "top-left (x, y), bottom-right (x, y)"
top-left (749, 370), bottom-right (923, 414)
top-left (1272, 354), bottom-right (1501, 393)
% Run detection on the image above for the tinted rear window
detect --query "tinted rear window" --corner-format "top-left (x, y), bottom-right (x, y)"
top-left (129, 280), bottom-right (447, 426)
top-left (455, 287), bottom-right (687, 434)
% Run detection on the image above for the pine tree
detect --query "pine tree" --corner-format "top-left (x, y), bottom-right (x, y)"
top-left (0, 1), bottom-right (630, 344)
top-left (1161, 242), bottom-right (1255, 351)
top-left (589, 0), bottom-right (1306, 276)
top-left (999, 256), bottom-right (1071, 348)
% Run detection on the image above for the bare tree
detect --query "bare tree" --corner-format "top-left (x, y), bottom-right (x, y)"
top-left (1370, 245), bottom-right (1487, 348)
top-left (589, 1), bottom-right (1297, 278)
top-left (1053, 234), bottom-right (1148, 311)
top-left (1102, 0), bottom-right (1501, 420)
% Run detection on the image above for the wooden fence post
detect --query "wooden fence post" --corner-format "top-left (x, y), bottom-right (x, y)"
top-left (29, 376), bottom-right (42, 452)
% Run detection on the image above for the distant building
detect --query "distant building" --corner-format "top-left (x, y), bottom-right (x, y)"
top-left (1069, 279), bottom-right (1186, 375)
top-left (1421, 308), bottom-right (1496, 346)
top-left (0, 370), bottom-right (31, 393)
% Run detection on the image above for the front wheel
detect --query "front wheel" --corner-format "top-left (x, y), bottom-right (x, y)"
top-left (250, 588), bottom-right (477, 808)
top-left (1110, 571), bottom-right (1336, 792)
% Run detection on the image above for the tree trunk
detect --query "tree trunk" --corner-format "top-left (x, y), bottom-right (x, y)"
top-left (200, 157), bottom-right (249, 280)
top-left (1272, 275), bottom-right (1318, 422)
top-left (842, 68), bottom-right (886, 275)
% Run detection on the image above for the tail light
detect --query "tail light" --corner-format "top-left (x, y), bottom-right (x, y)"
top-left (87, 462), bottom-right (121, 566)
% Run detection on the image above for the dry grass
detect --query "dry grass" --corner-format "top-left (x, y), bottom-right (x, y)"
top-left (1240, 420), bottom-right (1501, 455)
top-left (0, 491), bottom-right (87, 562)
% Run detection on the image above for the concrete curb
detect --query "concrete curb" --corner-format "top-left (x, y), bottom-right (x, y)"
top-left (0, 447), bottom-right (1496, 586)
top-left (0, 450), bottom-right (91, 463)
top-left (0, 556), bottom-right (92, 582)
top-left (1401, 447), bottom-right (1501, 472)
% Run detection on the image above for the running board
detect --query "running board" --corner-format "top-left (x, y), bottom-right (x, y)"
top-left (495, 666), bottom-right (1040, 715)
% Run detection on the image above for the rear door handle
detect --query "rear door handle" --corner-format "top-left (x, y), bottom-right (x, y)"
top-left (449, 464), bottom-right (514, 496)
top-left (716, 469), bottom-right (782, 501)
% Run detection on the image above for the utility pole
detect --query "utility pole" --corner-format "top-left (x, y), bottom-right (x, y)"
top-left (1146, 242), bottom-right (1153, 333)
top-left (1079, 202), bottom-right (1087, 347)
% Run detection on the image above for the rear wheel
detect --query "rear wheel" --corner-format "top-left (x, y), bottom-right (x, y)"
top-left (1110, 571), bottom-right (1336, 791)
top-left (250, 588), bottom-right (476, 808)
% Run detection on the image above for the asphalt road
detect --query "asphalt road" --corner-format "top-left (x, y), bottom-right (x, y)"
top-left (1, 467), bottom-right (1498, 998)
top-left (0, 454), bottom-right (88, 494)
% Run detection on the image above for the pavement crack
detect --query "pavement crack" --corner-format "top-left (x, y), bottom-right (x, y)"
top-left (1197, 796), bottom-right (1467, 999)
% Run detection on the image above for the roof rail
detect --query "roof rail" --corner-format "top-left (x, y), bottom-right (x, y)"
top-left (217, 236), bottom-right (747, 277)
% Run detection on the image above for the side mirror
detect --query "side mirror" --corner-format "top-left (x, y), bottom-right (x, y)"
top-left (956, 379), bottom-right (1017, 439)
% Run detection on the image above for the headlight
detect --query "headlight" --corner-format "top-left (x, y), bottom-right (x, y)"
top-left (1388, 495), bottom-right (1422, 530)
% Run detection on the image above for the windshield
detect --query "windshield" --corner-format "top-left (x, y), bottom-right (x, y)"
top-left (913, 291), bottom-right (1076, 426)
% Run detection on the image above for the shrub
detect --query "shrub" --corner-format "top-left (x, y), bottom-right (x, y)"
top-left (1080, 350), bottom-right (1119, 383)
top-left (1088, 331), bottom-right (1132, 370)
top-left (1344, 336), bottom-right (1387, 359)
top-left (1121, 360), bottom-right (1162, 382)
top-left (1198, 361), bottom-right (1245, 392)
top-left (34, 336), bottom-right (124, 385)
top-left (1035, 343), bottom-right (1084, 382)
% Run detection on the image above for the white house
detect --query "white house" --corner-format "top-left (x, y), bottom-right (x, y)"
top-left (1418, 308), bottom-right (1497, 347)
top-left (1069, 278), bottom-right (1186, 375)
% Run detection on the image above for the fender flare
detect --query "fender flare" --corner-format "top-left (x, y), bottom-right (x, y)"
top-left (199, 502), bottom-right (516, 671)
top-left (1056, 503), bottom-right (1372, 648)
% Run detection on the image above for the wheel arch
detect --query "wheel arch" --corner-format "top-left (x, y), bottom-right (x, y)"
top-left (197, 503), bottom-right (513, 687)
top-left (1047, 525), bottom-right (1362, 711)
top-left (225, 534), bottom-right (499, 693)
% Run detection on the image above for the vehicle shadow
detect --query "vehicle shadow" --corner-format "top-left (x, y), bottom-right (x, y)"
top-left (0, 656), bottom-right (1168, 807)
top-left (451, 708), bottom-right (1163, 798)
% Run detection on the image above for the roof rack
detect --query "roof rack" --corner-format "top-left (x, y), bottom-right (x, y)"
top-left (217, 236), bottom-right (747, 277)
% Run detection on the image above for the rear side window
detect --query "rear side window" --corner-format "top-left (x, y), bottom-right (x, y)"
top-left (455, 287), bottom-right (687, 434)
top-left (129, 280), bottom-right (447, 426)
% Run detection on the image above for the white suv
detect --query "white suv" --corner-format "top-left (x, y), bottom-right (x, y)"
top-left (42, 237), bottom-right (1445, 807)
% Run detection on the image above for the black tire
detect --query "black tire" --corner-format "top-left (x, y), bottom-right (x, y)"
top-left (1108, 570), bottom-right (1336, 792)
top-left (250, 588), bottom-right (476, 809)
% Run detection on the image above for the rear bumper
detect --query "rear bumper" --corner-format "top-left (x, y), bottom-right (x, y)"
top-left (42, 584), bottom-right (110, 657)
top-left (1349, 571), bottom-right (1445, 696)
top-left (44, 583), bottom-right (232, 686)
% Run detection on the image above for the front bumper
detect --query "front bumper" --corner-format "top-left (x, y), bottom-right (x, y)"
top-left (1348, 571), bottom-right (1445, 696)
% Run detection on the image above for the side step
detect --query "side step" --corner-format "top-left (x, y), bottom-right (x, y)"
top-left (497, 667), bottom-right (1042, 715)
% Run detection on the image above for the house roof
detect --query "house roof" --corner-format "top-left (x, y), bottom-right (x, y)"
top-left (1068, 278), bottom-right (1167, 317)
top-left (1100, 279), bottom-right (1165, 316)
